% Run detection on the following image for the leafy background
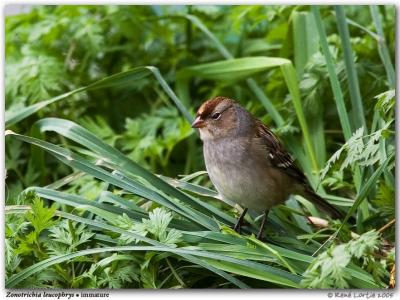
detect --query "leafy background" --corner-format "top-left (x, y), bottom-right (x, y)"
top-left (5, 5), bottom-right (395, 289)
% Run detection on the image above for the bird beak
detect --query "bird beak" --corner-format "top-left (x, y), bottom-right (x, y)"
top-left (191, 116), bottom-right (205, 128)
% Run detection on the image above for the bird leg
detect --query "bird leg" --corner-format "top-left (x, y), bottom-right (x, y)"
top-left (256, 210), bottom-right (269, 241)
top-left (233, 208), bottom-right (248, 233)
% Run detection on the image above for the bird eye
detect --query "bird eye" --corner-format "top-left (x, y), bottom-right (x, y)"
top-left (211, 112), bottom-right (221, 120)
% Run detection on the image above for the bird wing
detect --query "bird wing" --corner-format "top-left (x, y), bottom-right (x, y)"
top-left (253, 120), bottom-right (342, 218)
top-left (254, 120), bottom-right (308, 186)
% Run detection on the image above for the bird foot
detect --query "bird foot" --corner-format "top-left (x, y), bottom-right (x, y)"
top-left (256, 232), bottom-right (265, 241)
top-left (232, 223), bottom-right (241, 234)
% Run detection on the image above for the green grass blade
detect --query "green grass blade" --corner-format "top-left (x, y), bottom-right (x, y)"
top-left (312, 6), bottom-right (362, 193)
top-left (335, 6), bottom-right (367, 131)
top-left (183, 14), bottom-right (233, 60)
top-left (146, 66), bottom-right (193, 123)
top-left (202, 258), bottom-right (300, 288)
top-left (44, 171), bottom-right (85, 190)
top-left (292, 10), bottom-right (325, 167)
top-left (160, 175), bottom-right (219, 198)
top-left (280, 63), bottom-right (319, 172)
top-left (98, 191), bottom-right (146, 213)
top-left (370, 6), bottom-right (395, 88)
top-left (5, 67), bottom-right (151, 128)
top-left (246, 235), bottom-right (297, 275)
top-left (345, 17), bottom-right (379, 39)
top-left (6, 89), bottom-right (80, 128)
top-left (183, 231), bottom-right (378, 288)
top-left (311, 6), bottom-right (352, 141)
top-left (335, 6), bottom-right (370, 221)
top-left (85, 67), bottom-right (152, 90)
top-left (292, 11), bottom-right (320, 77)
top-left (30, 187), bottom-right (202, 232)
top-left (180, 56), bottom-right (290, 81)
top-left (31, 186), bottom-right (147, 221)
top-left (6, 131), bottom-right (218, 230)
top-left (245, 79), bottom-right (285, 126)
top-left (6, 66), bottom-right (192, 127)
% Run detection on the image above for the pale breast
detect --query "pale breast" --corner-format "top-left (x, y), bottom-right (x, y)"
top-left (203, 138), bottom-right (292, 211)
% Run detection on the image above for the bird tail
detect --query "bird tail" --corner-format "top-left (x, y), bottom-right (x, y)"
top-left (302, 188), bottom-right (343, 219)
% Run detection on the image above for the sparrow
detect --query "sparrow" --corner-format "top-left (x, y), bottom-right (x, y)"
top-left (192, 96), bottom-right (341, 240)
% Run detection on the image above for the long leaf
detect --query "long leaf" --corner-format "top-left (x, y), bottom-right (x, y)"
top-left (180, 56), bottom-right (290, 81)
top-left (335, 6), bottom-right (370, 223)
top-left (6, 131), bottom-right (219, 230)
top-left (6, 66), bottom-right (192, 127)
top-left (29, 187), bottom-right (199, 231)
top-left (370, 6), bottom-right (395, 88)
top-left (181, 231), bottom-right (378, 288)
top-left (312, 6), bottom-right (362, 193)
top-left (292, 11), bottom-right (320, 77)
top-left (292, 10), bottom-right (326, 167)
top-left (280, 63), bottom-right (319, 171)
top-left (6, 68), bottom-right (149, 127)
top-left (311, 6), bottom-right (352, 141)
top-left (335, 6), bottom-right (367, 131)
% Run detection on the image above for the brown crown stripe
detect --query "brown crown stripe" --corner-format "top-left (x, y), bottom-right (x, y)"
top-left (197, 96), bottom-right (233, 118)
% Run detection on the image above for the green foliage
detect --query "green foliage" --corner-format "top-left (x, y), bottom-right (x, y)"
top-left (372, 183), bottom-right (395, 219)
top-left (80, 116), bottom-right (121, 147)
top-left (375, 89), bottom-right (395, 117)
top-left (143, 208), bottom-right (182, 246)
top-left (113, 213), bottom-right (148, 245)
top-left (6, 193), bottom-right (57, 281)
top-left (26, 194), bottom-right (57, 236)
top-left (121, 107), bottom-right (193, 171)
top-left (5, 5), bottom-right (395, 289)
top-left (113, 208), bottom-right (182, 246)
top-left (13, 193), bottom-right (57, 259)
top-left (6, 50), bottom-right (65, 107)
top-left (320, 120), bottom-right (393, 180)
top-left (301, 230), bottom-right (388, 288)
top-left (47, 220), bottom-right (94, 255)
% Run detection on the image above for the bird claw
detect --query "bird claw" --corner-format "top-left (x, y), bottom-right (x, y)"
top-left (232, 223), bottom-right (241, 234)
top-left (256, 232), bottom-right (265, 241)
